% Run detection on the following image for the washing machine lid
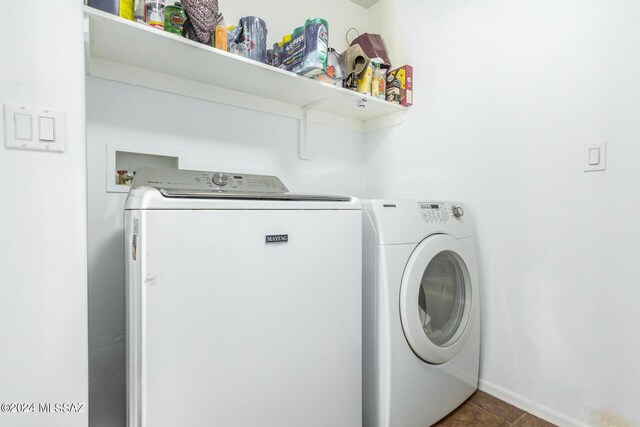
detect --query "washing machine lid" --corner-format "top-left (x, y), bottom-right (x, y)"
top-left (125, 168), bottom-right (359, 210)
top-left (400, 234), bottom-right (475, 364)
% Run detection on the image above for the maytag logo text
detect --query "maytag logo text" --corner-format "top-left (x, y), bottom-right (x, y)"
top-left (266, 234), bottom-right (289, 244)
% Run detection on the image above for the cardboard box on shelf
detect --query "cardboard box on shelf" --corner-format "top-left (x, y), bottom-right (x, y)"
top-left (386, 65), bottom-right (413, 106)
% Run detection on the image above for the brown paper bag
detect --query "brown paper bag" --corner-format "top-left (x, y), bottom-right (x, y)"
top-left (350, 33), bottom-right (391, 69)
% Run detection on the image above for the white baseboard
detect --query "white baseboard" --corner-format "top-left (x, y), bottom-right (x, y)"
top-left (478, 380), bottom-right (588, 427)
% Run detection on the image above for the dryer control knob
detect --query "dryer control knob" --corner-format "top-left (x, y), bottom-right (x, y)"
top-left (212, 172), bottom-right (229, 187)
top-left (452, 205), bottom-right (464, 218)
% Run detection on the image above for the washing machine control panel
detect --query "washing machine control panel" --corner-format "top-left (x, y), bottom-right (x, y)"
top-left (132, 168), bottom-right (289, 193)
top-left (198, 172), bottom-right (288, 193)
top-left (419, 202), bottom-right (454, 224)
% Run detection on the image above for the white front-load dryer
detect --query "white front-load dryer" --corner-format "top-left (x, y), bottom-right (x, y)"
top-left (362, 200), bottom-right (480, 427)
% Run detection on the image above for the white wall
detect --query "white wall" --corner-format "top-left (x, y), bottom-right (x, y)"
top-left (0, 2), bottom-right (88, 427)
top-left (86, 76), bottom-right (365, 426)
top-left (365, 1), bottom-right (640, 426)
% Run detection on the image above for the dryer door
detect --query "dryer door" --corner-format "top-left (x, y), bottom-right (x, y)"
top-left (400, 234), bottom-right (474, 364)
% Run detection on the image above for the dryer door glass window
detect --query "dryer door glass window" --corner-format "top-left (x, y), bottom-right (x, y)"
top-left (400, 234), bottom-right (474, 364)
top-left (418, 251), bottom-right (466, 346)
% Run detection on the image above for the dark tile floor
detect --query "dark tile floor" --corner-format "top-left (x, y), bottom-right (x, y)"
top-left (433, 390), bottom-right (557, 426)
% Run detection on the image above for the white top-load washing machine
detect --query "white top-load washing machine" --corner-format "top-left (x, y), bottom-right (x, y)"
top-left (124, 168), bottom-right (362, 427)
top-left (362, 200), bottom-right (480, 427)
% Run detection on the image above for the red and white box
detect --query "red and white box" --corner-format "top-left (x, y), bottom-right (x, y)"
top-left (386, 65), bottom-right (413, 106)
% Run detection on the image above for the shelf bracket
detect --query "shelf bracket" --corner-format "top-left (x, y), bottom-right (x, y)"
top-left (299, 98), bottom-right (329, 160)
top-left (364, 110), bottom-right (406, 132)
top-left (83, 15), bottom-right (92, 73)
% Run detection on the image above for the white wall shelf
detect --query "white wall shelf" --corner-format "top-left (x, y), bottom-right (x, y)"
top-left (83, 6), bottom-right (408, 159)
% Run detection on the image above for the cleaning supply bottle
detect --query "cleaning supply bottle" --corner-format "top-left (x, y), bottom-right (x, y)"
top-left (164, 1), bottom-right (186, 35)
top-left (371, 61), bottom-right (382, 98)
top-left (284, 26), bottom-right (305, 72)
top-left (357, 61), bottom-right (374, 96)
top-left (134, 0), bottom-right (145, 22)
top-left (302, 18), bottom-right (329, 76)
top-left (214, 17), bottom-right (228, 51)
top-left (280, 34), bottom-right (292, 69)
top-left (89, 0), bottom-right (135, 20)
top-left (144, 0), bottom-right (165, 29)
top-left (378, 68), bottom-right (387, 99)
top-left (272, 41), bottom-right (283, 67)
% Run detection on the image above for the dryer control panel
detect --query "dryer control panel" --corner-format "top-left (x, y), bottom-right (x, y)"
top-left (419, 202), bottom-right (452, 224)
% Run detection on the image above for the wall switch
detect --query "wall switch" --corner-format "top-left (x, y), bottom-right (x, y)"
top-left (14, 113), bottom-right (33, 140)
top-left (4, 104), bottom-right (66, 153)
top-left (39, 116), bottom-right (55, 141)
top-left (583, 141), bottom-right (606, 172)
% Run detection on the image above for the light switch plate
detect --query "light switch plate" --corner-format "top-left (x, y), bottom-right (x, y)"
top-left (583, 141), bottom-right (606, 172)
top-left (3, 104), bottom-right (66, 153)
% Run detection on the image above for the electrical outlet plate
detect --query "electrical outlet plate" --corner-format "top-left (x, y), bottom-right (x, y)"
top-left (3, 104), bottom-right (66, 153)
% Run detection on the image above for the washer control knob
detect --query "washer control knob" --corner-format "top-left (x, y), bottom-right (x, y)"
top-left (452, 205), bottom-right (464, 219)
top-left (212, 172), bottom-right (229, 187)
